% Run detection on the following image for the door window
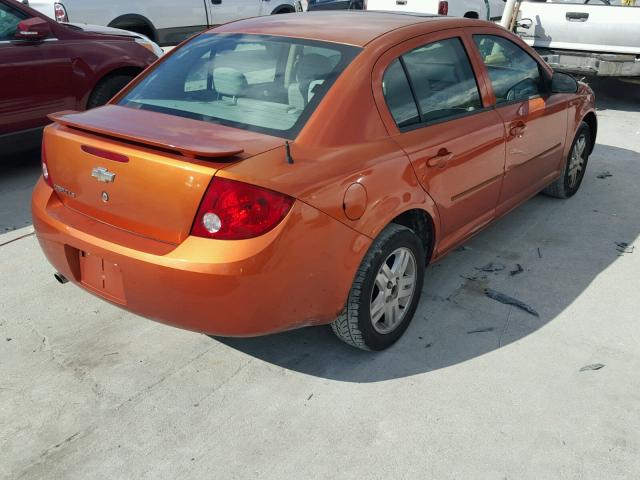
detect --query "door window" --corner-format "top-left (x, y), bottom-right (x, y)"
top-left (382, 59), bottom-right (420, 128)
top-left (0, 4), bottom-right (27, 41)
top-left (473, 35), bottom-right (544, 104)
top-left (382, 38), bottom-right (483, 128)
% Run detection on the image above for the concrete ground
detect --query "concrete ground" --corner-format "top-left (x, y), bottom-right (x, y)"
top-left (1, 79), bottom-right (639, 480)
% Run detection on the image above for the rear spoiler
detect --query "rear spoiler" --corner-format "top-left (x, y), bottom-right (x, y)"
top-left (48, 106), bottom-right (244, 159)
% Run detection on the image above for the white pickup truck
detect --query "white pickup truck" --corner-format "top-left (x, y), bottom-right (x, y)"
top-left (515, 0), bottom-right (640, 78)
top-left (22, 0), bottom-right (300, 46)
top-left (365, 0), bottom-right (506, 20)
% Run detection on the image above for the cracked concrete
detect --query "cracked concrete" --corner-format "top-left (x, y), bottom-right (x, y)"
top-left (1, 79), bottom-right (639, 479)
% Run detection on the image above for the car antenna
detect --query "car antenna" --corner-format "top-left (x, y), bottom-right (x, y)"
top-left (285, 141), bottom-right (294, 165)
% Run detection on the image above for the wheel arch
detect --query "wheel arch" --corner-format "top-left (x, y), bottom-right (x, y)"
top-left (84, 66), bottom-right (144, 109)
top-left (389, 208), bottom-right (436, 264)
top-left (582, 111), bottom-right (597, 154)
top-left (271, 4), bottom-right (296, 14)
top-left (108, 14), bottom-right (158, 42)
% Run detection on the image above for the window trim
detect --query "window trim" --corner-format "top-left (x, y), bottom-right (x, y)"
top-left (382, 36), bottom-right (488, 132)
top-left (397, 103), bottom-right (494, 133)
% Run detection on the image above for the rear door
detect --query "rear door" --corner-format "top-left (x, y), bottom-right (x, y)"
top-left (0, 2), bottom-right (73, 136)
top-left (517, 0), bottom-right (640, 54)
top-left (469, 31), bottom-right (568, 214)
top-left (373, 30), bottom-right (506, 254)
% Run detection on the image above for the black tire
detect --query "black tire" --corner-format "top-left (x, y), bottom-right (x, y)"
top-left (331, 224), bottom-right (425, 351)
top-left (87, 75), bottom-right (135, 109)
top-left (124, 24), bottom-right (154, 40)
top-left (543, 121), bottom-right (592, 199)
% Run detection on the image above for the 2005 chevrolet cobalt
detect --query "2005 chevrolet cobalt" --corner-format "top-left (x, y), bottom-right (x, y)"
top-left (32, 12), bottom-right (597, 350)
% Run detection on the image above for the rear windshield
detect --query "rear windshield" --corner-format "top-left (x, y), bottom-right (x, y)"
top-left (119, 34), bottom-right (361, 139)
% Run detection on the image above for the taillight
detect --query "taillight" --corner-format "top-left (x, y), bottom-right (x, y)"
top-left (191, 177), bottom-right (294, 240)
top-left (438, 0), bottom-right (448, 15)
top-left (41, 142), bottom-right (54, 188)
top-left (54, 3), bottom-right (69, 22)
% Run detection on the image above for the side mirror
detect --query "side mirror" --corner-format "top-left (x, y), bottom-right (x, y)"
top-left (551, 71), bottom-right (578, 94)
top-left (518, 18), bottom-right (533, 29)
top-left (15, 18), bottom-right (52, 41)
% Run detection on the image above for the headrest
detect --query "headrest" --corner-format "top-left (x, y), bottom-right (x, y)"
top-left (213, 68), bottom-right (248, 98)
top-left (296, 54), bottom-right (334, 82)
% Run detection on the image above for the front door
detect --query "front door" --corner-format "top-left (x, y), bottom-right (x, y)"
top-left (470, 32), bottom-right (569, 215)
top-left (373, 32), bottom-right (506, 255)
top-left (0, 3), bottom-right (73, 136)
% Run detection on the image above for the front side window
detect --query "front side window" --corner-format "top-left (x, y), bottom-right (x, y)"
top-left (382, 38), bottom-right (483, 128)
top-left (0, 4), bottom-right (27, 41)
top-left (119, 34), bottom-right (360, 139)
top-left (473, 35), bottom-right (544, 104)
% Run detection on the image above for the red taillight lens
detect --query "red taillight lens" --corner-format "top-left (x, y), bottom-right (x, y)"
top-left (191, 177), bottom-right (294, 240)
top-left (54, 3), bottom-right (68, 22)
top-left (438, 0), bottom-right (448, 15)
top-left (41, 142), bottom-right (54, 188)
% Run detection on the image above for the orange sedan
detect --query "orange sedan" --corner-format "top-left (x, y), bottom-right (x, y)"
top-left (32, 12), bottom-right (597, 350)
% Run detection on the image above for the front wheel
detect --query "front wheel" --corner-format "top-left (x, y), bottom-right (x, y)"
top-left (543, 121), bottom-right (592, 198)
top-left (331, 224), bottom-right (425, 351)
top-left (87, 75), bottom-right (136, 109)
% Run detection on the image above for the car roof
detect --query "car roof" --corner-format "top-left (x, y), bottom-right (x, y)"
top-left (211, 11), bottom-right (483, 47)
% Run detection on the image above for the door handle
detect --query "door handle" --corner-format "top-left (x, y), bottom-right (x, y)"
top-left (566, 12), bottom-right (588, 22)
top-left (427, 148), bottom-right (454, 168)
top-left (509, 122), bottom-right (527, 138)
top-left (212, 0), bottom-right (222, 4)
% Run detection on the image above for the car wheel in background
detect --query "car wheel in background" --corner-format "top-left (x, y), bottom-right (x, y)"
top-left (543, 121), bottom-right (592, 198)
top-left (331, 224), bottom-right (425, 351)
top-left (87, 75), bottom-right (135, 109)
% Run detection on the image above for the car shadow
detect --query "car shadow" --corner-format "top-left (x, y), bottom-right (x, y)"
top-left (588, 77), bottom-right (640, 113)
top-left (216, 141), bottom-right (640, 382)
top-left (0, 148), bottom-right (40, 232)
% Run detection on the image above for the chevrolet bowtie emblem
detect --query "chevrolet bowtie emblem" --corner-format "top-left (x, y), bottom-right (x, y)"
top-left (91, 167), bottom-right (116, 183)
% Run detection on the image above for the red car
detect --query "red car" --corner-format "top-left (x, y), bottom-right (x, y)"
top-left (0, 0), bottom-right (161, 153)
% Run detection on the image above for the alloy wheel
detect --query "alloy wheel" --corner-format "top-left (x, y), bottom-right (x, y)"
top-left (370, 247), bottom-right (417, 334)
top-left (568, 134), bottom-right (587, 189)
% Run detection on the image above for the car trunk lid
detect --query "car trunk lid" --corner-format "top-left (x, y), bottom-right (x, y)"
top-left (44, 105), bottom-right (284, 244)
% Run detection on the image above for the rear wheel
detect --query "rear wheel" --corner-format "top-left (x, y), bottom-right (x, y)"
top-left (331, 224), bottom-right (425, 351)
top-left (87, 75), bottom-right (135, 109)
top-left (543, 121), bottom-right (591, 198)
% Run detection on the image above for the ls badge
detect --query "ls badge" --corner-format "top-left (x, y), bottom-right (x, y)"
top-left (91, 167), bottom-right (116, 183)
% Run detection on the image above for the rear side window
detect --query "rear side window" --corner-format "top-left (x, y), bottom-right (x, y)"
top-left (382, 60), bottom-right (420, 128)
top-left (0, 4), bottom-right (27, 41)
top-left (382, 38), bottom-right (483, 128)
top-left (473, 35), bottom-right (544, 104)
top-left (119, 34), bottom-right (361, 139)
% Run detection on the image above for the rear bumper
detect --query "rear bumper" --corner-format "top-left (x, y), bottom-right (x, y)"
top-left (32, 179), bottom-right (370, 336)
top-left (534, 48), bottom-right (640, 78)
